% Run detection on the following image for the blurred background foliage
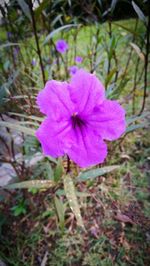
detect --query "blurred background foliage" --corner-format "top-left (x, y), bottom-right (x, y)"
top-left (0, 0), bottom-right (150, 265)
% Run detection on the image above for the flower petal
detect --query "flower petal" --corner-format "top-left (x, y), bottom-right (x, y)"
top-left (56, 39), bottom-right (68, 53)
top-left (36, 80), bottom-right (74, 119)
top-left (88, 100), bottom-right (126, 141)
top-left (35, 117), bottom-right (72, 158)
top-left (67, 126), bottom-right (107, 168)
top-left (69, 69), bottom-right (105, 115)
top-left (69, 65), bottom-right (79, 76)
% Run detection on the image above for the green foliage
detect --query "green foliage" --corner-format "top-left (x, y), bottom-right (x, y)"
top-left (11, 200), bottom-right (27, 216)
top-left (54, 196), bottom-right (66, 229)
top-left (16, 0), bottom-right (32, 21)
top-left (53, 159), bottom-right (63, 182)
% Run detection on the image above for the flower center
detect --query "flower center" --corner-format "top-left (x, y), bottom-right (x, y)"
top-left (71, 113), bottom-right (85, 129)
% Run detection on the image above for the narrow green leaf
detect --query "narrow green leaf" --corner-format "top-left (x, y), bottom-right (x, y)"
top-left (64, 175), bottom-right (85, 230)
top-left (110, 0), bottom-right (117, 12)
top-left (11, 96), bottom-right (36, 100)
top-left (3, 180), bottom-right (55, 190)
top-left (126, 112), bottom-right (149, 125)
top-left (45, 162), bottom-right (54, 180)
top-left (1, 71), bottom-right (19, 96)
top-left (105, 68), bottom-right (117, 87)
top-left (17, 121), bottom-right (39, 126)
top-left (35, 0), bottom-right (49, 18)
top-left (77, 165), bottom-right (120, 181)
top-left (8, 112), bottom-right (43, 122)
top-left (51, 14), bottom-right (63, 27)
top-left (0, 43), bottom-right (21, 49)
top-left (54, 158), bottom-right (63, 182)
top-left (92, 54), bottom-right (103, 71)
top-left (112, 22), bottom-right (140, 37)
top-left (56, 189), bottom-right (90, 198)
top-left (17, 0), bottom-right (32, 21)
top-left (109, 77), bottom-right (129, 99)
top-left (132, 1), bottom-right (146, 23)
top-left (54, 196), bottom-right (65, 226)
top-left (47, 156), bottom-right (57, 164)
top-left (43, 24), bottom-right (79, 45)
top-left (0, 121), bottom-right (35, 136)
top-left (126, 123), bottom-right (148, 134)
top-left (108, 36), bottom-right (117, 60)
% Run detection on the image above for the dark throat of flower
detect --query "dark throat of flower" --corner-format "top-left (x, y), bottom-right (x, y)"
top-left (71, 113), bottom-right (86, 129)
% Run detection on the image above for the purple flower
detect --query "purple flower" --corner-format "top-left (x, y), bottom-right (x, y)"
top-left (69, 66), bottom-right (78, 76)
top-left (13, 47), bottom-right (20, 59)
top-left (75, 56), bottom-right (83, 64)
top-left (31, 58), bottom-right (36, 66)
top-left (56, 39), bottom-right (68, 54)
top-left (7, 32), bottom-right (12, 39)
top-left (53, 59), bottom-right (57, 65)
top-left (36, 69), bottom-right (126, 168)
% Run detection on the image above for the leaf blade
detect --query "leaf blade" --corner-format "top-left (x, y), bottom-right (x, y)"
top-left (54, 196), bottom-right (65, 226)
top-left (132, 1), bottom-right (146, 23)
top-left (17, 0), bottom-right (32, 21)
top-left (43, 24), bottom-right (79, 45)
top-left (3, 180), bottom-right (55, 189)
top-left (130, 42), bottom-right (145, 61)
top-left (0, 121), bottom-right (36, 136)
top-left (77, 165), bottom-right (120, 181)
top-left (64, 175), bottom-right (85, 230)
top-left (126, 123), bottom-right (148, 134)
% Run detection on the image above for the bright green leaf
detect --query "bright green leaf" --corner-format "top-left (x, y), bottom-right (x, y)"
top-left (54, 158), bottom-right (63, 182)
top-left (54, 196), bottom-right (65, 227)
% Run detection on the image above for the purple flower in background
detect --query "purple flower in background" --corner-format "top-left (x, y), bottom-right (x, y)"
top-left (53, 59), bottom-right (57, 65)
top-left (7, 32), bottom-right (12, 39)
top-left (13, 47), bottom-right (20, 59)
top-left (36, 69), bottom-right (126, 168)
top-left (75, 56), bottom-right (83, 64)
top-left (56, 39), bottom-right (68, 54)
top-left (69, 66), bottom-right (78, 76)
top-left (31, 58), bottom-right (36, 66)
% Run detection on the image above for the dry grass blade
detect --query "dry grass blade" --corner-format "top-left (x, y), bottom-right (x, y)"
top-left (130, 42), bottom-right (145, 61)
top-left (41, 251), bottom-right (48, 266)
